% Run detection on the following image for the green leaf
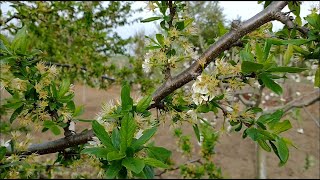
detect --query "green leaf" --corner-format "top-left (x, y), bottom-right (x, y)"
top-left (131, 127), bottom-right (157, 150)
top-left (304, 12), bottom-right (320, 29)
top-left (256, 43), bottom-right (264, 63)
top-left (92, 120), bottom-right (116, 151)
top-left (259, 73), bottom-right (283, 95)
top-left (51, 82), bottom-right (58, 98)
top-left (235, 122), bottom-right (243, 132)
top-left (106, 160), bottom-right (122, 178)
top-left (66, 101), bottom-right (75, 113)
top-left (156, 34), bottom-right (164, 46)
top-left (136, 95), bottom-right (152, 113)
top-left (246, 127), bottom-right (259, 141)
top-left (240, 50), bottom-right (255, 62)
top-left (276, 137), bottom-right (289, 164)
top-left (122, 157), bottom-right (145, 174)
top-left (81, 147), bottom-right (109, 159)
top-left (283, 44), bottom-right (293, 65)
top-left (73, 105), bottom-right (84, 117)
top-left (50, 125), bottom-right (61, 135)
top-left (241, 61), bottom-right (264, 73)
top-left (258, 139), bottom-right (271, 152)
top-left (121, 82), bottom-right (133, 111)
top-left (144, 158), bottom-right (169, 168)
top-left (43, 120), bottom-right (54, 128)
top-left (107, 151), bottom-right (126, 161)
top-left (263, 40), bottom-right (272, 61)
top-left (111, 128), bottom-right (121, 150)
top-left (120, 113), bottom-right (136, 153)
top-left (192, 124), bottom-right (201, 142)
top-left (143, 165), bottom-right (154, 179)
top-left (184, 18), bottom-right (194, 28)
top-left (315, 67), bottom-right (320, 87)
top-left (257, 109), bottom-right (284, 125)
top-left (267, 67), bottom-right (307, 73)
top-left (141, 16), bottom-right (162, 23)
top-left (175, 21), bottom-right (185, 31)
top-left (0, 146), bottom-right (6, 161)
top-left (10, 104), bottom-right (24, 123)
top-left (147, 146), bottom-right (171, 162)
top-left (58, 78), bottom-right (71, 98)
top-left (288, 2), bottom-right (300, 17)
top-left (271, 120), bottom-right (292, 134)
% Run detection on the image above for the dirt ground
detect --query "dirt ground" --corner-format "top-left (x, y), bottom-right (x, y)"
top-left (1, 80), bottom-right (319, 179)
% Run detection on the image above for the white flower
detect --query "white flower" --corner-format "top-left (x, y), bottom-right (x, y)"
top-left (87, 136), bottom-right (101, 147)
top-left (192, 81), bottom-right (209, 94)
top-left (142, 58), bottom-right (151, 73)
top-left (192, 93), bottom-right (203, 105)
top-left (297, 128), bottom-right (304, 134)
top-left (296, 92), bottom-right (301, 96)
top-left (265, 95), bottom-right (270, 100)
top-left (187, 110), bottom-right (197, 124)
top-left (135, 129), bottom-right (143, 139)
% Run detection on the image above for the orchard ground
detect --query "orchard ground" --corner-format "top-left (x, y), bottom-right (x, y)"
top-left (1, 78), bottom-right (319, 179)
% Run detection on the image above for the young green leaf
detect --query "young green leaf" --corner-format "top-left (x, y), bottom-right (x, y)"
top-left (58, 78), bottom-right (71, 98)
top-left (263, 40), bottom-right (272, 61)
top-left (192, 124), bottom-right (201, 142)
top-left (120, 113), bottom-right (136, 153)
top-left (0, 146), bottom-right (6, 161)
top-left (121, 82), bottom-right (133, 111)
top-left (271, 120), bottom-right (292, 134)
top-left (131, 127), bottom-right (157, 150)
top-left (257, 139), bottom-right (271, 152)
top-left (106, 160), bottom-right (122, 178)
top-left (111, 128), bottom-right (121, 150)
top-left (81, 147), bottom-right (109, 159)
top-left (255, 43), bottom-right (264, 63)
top-left (50, 125), bottom-right (61, 135)
top-left (143, 165), bottom-right (155, 179)
top-left (276, 137), bottom-right (289, 164)
top-left (107, 151), bottom-right (126, 161)
top-left (143, 158), bottom-right (169, 168)
top-left (136, 95), bottom-right (152, 113)
top-left (10, 104), bottom-right (24, 123)
top-left (267, 67), bottom-right (307, 73)
top-left (146, 146), bottom-right (172, 162)
top-left (240, 50), bottom-right (255, 62)
top-left (141, 17), bottom-right (162, 23)
top-left (122, 157), bottom-right (145, 174)
top-left (92, 120), bottom-right (116, 151)
top-left (283, 44), bottom-right (293, 65)
top-left (155, 34), bottom-right (164, 46)
top-left (241, 61), bottom-right (264, 73)
top-left (259, 73), bottom-right (283, 95)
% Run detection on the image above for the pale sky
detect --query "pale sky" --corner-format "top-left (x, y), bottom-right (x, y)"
top-left (1, 1), bottom-right (319, 39)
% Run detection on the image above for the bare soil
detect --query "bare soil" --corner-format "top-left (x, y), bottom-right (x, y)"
top-left (1, 81), bottom-right (319, 179)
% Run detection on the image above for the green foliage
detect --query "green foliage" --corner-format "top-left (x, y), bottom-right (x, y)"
top-left (81, 83), bottom-right (171, 179)
top-left (242, 110), bottom-right (293, 165)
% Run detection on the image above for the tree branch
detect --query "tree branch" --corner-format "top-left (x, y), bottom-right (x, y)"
top-left (6, 1), bottom-right (290, 156)
top-left (152, 1), bottom-right (288, 103)
top-left (266, 89), bottom-right (320, 113)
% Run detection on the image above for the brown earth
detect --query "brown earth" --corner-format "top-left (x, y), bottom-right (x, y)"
top-left (1, 79), bottom-right (319, 179)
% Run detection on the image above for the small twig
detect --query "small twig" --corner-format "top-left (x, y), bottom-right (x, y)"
top-left (155, 158), bottom-right (202, 177)
top-left (302, 106), bottom-right (320, 128)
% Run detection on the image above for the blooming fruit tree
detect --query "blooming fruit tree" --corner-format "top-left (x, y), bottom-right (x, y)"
top-left (0, 1), bottom-right (319, 179)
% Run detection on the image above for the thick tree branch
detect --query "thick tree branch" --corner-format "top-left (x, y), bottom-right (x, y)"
top-left (152, 1), bottom-right (288, 103)
top-left (6, 1), bottom-right (290, 156)
top-left (6, 130), bottom-right (94, 156)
